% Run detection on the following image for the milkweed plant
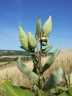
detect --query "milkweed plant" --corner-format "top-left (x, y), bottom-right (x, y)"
top-left (17, 15), bottom-right (63, 96)
top-left (0, 16), bottom-right (63, 96)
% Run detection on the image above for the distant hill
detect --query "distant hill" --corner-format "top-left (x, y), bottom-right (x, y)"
top-left (0, 50), bottom-right (53, 56)
top-left (0, 50), bottom-right (31, 56)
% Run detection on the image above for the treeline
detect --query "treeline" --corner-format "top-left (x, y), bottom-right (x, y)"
top-left (0, 50), bottom-right (52, 56)
top-left (0, 50), bottom-right (31, 56)
top-left (0, 53), bottom-right (52, 62)
top-left (0, 56), bottom-right (32, 62)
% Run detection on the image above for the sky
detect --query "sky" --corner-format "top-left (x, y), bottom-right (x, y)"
top-left (0, 0), bottom-right (72, 52)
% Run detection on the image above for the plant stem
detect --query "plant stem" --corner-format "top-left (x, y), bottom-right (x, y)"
top-left (36, 41), bottom-right (39, 54)
top-left (39, 29), bottom-right (43, 73)
top-left (38, 29), bottom-right (44, 91)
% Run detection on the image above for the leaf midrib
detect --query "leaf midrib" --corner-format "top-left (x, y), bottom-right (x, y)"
top-left (4, 82), bottom-right (17, 96)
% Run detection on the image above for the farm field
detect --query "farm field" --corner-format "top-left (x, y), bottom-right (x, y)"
top-left (0, 55), bottom-right (27, 58)
top-left (0, 49), bottom-right (72, 88)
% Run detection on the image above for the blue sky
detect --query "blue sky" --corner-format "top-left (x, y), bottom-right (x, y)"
top-left (0, 0), bottom-right (72, 52)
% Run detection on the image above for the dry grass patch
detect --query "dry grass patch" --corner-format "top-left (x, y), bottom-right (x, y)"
top-left (43, 50), bottom-right (72, 77)
top-left (0, 61), bottom-right (34, 88)
top-left (0, 62), bottom-right (8, 66)
top-left (0, 50), bottom-right (72, 88)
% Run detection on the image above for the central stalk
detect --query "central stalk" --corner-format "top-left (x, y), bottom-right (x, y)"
top-left (38, 29), bottom-right (44, 91)
top-left (39, 29), bottom-right (43, 73)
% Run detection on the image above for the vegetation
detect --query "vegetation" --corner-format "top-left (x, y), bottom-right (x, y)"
top-left (0, 16), bottom-right (72, 96)
top-left (0, 50), bottom-right (52, 56)
top-left (0, 50), bottom-right (72, 96)
top-left (0, 56), bottom-right (32, 62)
top-left (0, 50), bottom-right (32, 56)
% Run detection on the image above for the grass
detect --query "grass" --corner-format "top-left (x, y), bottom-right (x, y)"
top-left (0, 55), bottom-right (30, 58)
top-left (0, 49), bottom-right (72, 88)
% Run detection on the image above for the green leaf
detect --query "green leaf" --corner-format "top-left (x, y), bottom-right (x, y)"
top-left (43, 66), bottom-right (63, 91)
top-left (58, 87), bottom-right (72, 96)
top-left (43, 16), bottom-right (52, 36)
top-left (0, 95), bottom-right (3, 96)
top-left (1, 80), bottom-right (34, 96)
top-left (42, 41), bottom-right (49, 46)
top-left (51, 86), bottom-right (68, 96)
top-left (51, 88), bottom-right (58, 94)
top-left (64, 74), bottom-right (69, 85)
top-left (69, 73), bottom-right (72, 85)
top-left (42, 47), bottom-right (61, 73)
top-left (35, 18), bottom-right (41, 40)
top-left (42, 45), bottom-right (52, 53)
top-left (56, 86), bottom-right (68, 91)
top-left (66, 87), bottom-right (72, 96)
top-left (58, 92), bottom-right (68, 96)
top-left (17, 57), bottom-right (39, 80)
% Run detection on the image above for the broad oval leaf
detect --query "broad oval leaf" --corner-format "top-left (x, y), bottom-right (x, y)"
top-left (42, 41), bottom-right (49, 46)
top-left (1, 80), bottom-right (34, 96)
top-left (42, 47), bottom-right (61, 73)
top-left (56, 86), bottom-right (68, 91)
top-left (42, 45), bottom-right (53, 53)
top-left (17, 57), bottom-right (39, 80)
top-left (58, 87), bottom-right (72, 96)
top-left (43, 66), bottom-right (63, 91)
